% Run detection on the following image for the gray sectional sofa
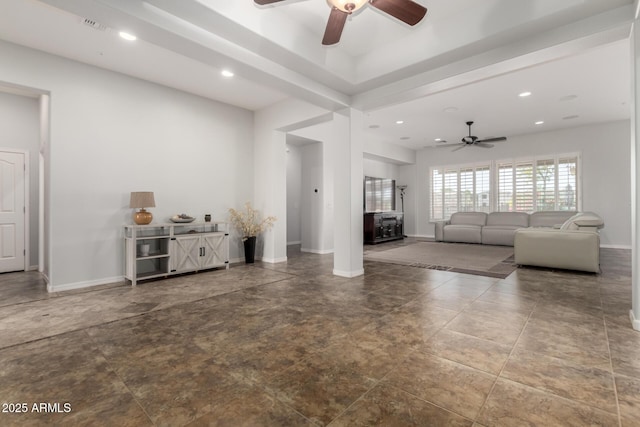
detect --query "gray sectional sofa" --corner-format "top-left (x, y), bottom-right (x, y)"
top-left (435, 211), bottom-right (605, 272)
top-left (435, 211), bottom-right (578, 247)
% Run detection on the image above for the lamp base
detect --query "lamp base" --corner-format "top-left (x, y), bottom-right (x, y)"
top-left (133, 209), bottom-right (153, 225)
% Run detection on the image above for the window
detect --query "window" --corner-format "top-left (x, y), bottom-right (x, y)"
top-left (364, 176), bottom-right (395, 212)
top-left (536, 159), bottom-right (555, 211)
top-left (430, 164), bottom-right (491, 220)
top-left (496, 155), bottom-right (578, 212)
top-left (476, 167), bottom-right (491, 212)
top-left (557, 157), bottom-right (578, 211)
top-left (429, 153), bottom-right (579, 220)
top-left (497, 162), bottom-right (535, 212)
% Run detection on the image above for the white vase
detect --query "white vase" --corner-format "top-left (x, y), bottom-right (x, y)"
top-left (139, 244), bottom-right (150, 257)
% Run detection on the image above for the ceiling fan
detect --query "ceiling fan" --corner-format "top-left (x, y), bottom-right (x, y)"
top-left (253, 0), bottom-right (428, 45)
top-left (450, 121), bottom-right (507, 152)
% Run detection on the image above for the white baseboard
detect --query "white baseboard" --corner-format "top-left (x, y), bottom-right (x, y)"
top-left (301, 248), bottom-right (334, 255)
top-left (601, 244), bottom-right (632, 250)
top-left (259, 256), bottom-right (288, 264)
top-left (630, 310), bottom-right (640, 331)
top-left (27, 265), bottom-right (39, 271)
top-left (48, 275), bottom-right (124, 293)
top-left (333, 268), bottom-right (365, 278)
top-left (409, 234), bottom-right (433, 239)
top-left (287, 241), bottom-right (302, 246)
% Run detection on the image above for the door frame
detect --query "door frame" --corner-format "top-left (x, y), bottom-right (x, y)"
top-left (0, 147), bottom-right (30, 272)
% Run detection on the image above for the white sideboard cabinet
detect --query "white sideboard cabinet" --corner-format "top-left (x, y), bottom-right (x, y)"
top-left (124, 222), bottom-right (229, 286)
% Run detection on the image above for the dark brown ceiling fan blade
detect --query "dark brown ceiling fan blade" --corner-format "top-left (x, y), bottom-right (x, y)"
top-left (477, 137), bottom-right (507, 143)
top-left (322, 8), bottom-right (349, 46)
top-left (369, 0), bottom-right (427, 26)
top-left (254, 0), bottom-right (286, 5)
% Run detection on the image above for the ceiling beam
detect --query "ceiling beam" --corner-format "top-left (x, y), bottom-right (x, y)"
top-left (352, 5), bottom-right (633, 112)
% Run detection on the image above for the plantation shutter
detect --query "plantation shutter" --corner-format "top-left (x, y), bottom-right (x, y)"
top-left (431, 169), bottom-right (444, 220)
top-left (459, 168), bottom-right (474, 212)
top-left (558, 157), bottom-right (578, 210)
top-left (444, 170), bottom-right (459, 218)
top-left (497, 164), bottom-right (513, 211)
top-left (514, 162), bottom-right (534, 212)
top-left (536, 159), bottom-right (556, 211)
top-left (475, 166), bottom-right (491, 212)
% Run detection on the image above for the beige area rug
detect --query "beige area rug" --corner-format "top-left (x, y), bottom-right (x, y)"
top-left (364, 241), bottom-right (517, 278)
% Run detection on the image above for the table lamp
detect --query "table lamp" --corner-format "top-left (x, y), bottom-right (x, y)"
top-left (130, 191), bottom-right (155, 225)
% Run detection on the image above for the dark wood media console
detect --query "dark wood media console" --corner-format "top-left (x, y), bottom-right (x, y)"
top-left (364, 212), bottom-right (404, 244)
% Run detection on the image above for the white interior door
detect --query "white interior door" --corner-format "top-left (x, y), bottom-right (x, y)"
top-left (0, 151), bottom-right (25, 273)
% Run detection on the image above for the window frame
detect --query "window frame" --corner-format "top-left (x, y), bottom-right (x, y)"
top-left (495, 153), bottom-right (581, 213)
top-left (430, 162), bottom-right (493, 221)
top-left (429, 152), bottom-right (581, 222)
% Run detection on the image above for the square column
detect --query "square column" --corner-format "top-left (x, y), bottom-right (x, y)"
top-left (631, 19), bottom-right (640, 330)
top-left (332, 109), bottom-right (364, 277)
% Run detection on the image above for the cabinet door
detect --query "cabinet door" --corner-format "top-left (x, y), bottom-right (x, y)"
top-left (170, 235), bottom-right (201, 273)
top-left (201, 234), bottom-right (228, 269)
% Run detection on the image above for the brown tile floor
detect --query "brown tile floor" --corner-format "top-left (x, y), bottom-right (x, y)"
top-left (0, 242), bottom-right (637, 426)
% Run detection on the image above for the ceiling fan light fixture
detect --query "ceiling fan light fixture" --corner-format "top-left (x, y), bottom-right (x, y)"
top-left (119, 31), bottom-right (137, 41)
top-left (327, 0), bottom-right (368, 13)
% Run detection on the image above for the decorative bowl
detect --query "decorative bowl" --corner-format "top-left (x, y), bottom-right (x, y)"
top-left (170, 215), bottom-right (195, 223)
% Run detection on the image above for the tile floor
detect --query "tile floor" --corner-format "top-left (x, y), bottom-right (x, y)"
top-left (0, 241), bottom-right (638, 426)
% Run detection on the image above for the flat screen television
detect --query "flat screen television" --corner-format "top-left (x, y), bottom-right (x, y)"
top-left (364, 176), bottom-right (395, 212)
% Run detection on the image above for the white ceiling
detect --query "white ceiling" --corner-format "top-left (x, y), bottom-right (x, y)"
top-left (0, 0), bottom-right (634, 150)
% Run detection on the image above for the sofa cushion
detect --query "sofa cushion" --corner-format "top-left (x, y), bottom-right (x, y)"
top-left (514, 228), bottom-right (600, 273)
top-left (486, 212), bottom-right (529, 227)
top-left (444, 224), bottom-right (482, 244)
top-left (529, 211), bottom-right (577, 228)
top-left (560, 214), bottom-right (582, 230)
top-left (449, 212), bottom-right (487, 226)
top-left (560, 212), bottom-right (604, 231)
top-left (482, 225), bottom-right (523, 246)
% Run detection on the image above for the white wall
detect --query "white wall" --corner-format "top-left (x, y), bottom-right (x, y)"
top-left (0, 91), bottom-right (39, 268)
top-left (254, 99), bottom-right (331, 262)
top-left (414, 120), bottom-right (631, 246)
top-left (363, 158), bottom-right (399, 181)
top-left (289, 122), bottom-right (336, 254)
top-left (364, 140), bottom-right (416, 165)
top-left (0, 41), bottom-right (255, 289)
top-left (300, 143), bottom-right (326, 252)
top-left (285, 143), bottom-right (302, 245)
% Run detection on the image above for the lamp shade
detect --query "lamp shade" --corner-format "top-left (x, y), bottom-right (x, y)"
top-left (129, 192), bottom-right (156, 209)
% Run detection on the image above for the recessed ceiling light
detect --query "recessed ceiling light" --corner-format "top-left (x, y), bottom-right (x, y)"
top-left (443, 107), bottom-right (458, 113)
top-left (221, 70), bottom-right (234, 78)
top-left (395, 120), bottom-right (404, 124)
top-left (519, 91), bottom-right (532, 97)
top-left (368, 124), bottom-right (380, 129)
top-left (535, 121), bottom-right (544, 125)
top-left (118, 31), bottom-right (137, 41)
top-left (435, 138), bottom-right (447, 142)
